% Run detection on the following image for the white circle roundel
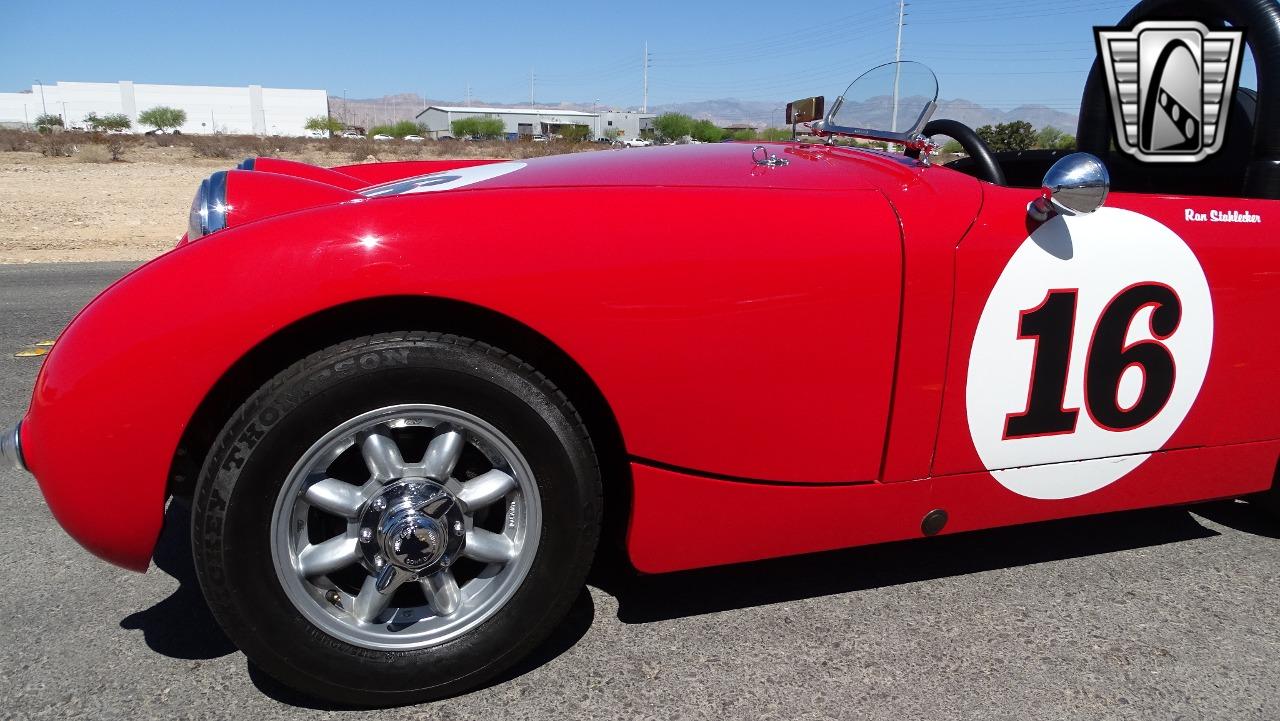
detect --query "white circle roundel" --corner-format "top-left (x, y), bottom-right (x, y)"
top-left (966, 207), bottom-right (1212, 499)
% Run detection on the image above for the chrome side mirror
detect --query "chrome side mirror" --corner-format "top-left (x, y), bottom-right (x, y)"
top-left (1027, 152), bottom-right (1110, 221)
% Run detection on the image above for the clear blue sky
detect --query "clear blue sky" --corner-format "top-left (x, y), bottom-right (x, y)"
top-left (0, 0), bottom-right (1258, 119)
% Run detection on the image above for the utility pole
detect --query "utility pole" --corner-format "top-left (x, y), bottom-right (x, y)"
top-left (36, 79), bottom-right (47, 115)
top-left (530, 68), bottom-right (535, 106)
top-left (642, 42), bottom-right (649, 113)
top-left (891, 0), bottom-right (907, 133)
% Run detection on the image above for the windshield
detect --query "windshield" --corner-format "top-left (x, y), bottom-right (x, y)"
top-left (827, 61), bottom-right (938, 138)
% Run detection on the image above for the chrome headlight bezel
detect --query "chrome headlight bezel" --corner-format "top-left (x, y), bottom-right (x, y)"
top-left (187, 170), bottom-right (229, 241)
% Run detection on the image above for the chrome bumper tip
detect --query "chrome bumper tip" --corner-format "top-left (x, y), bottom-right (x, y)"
top-left (1, 422), bottom-right (26, 473)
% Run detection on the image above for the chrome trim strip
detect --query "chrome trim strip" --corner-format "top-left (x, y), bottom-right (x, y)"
top-left (1, 422), bottom-right (25, 473)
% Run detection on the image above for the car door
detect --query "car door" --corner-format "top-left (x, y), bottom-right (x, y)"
top-left (931, 182), bottom-right (1280, 500)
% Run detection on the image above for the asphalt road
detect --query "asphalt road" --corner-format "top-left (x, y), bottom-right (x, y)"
top-left (3, 261), bottom-right (1280, 720)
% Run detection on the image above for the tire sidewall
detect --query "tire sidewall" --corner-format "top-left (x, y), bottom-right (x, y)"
top-left (192, 335), bottom-right (599, 703)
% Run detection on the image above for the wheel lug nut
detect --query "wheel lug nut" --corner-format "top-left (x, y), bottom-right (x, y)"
top-left (440, 555), bottom-right (451, 568)
top-left (359, 528), bottom-right (374, 543)
top-left (373, 555), bottom-right (385, 569)
top-left (452, 521), bottom-right (464, 536)
top-left (371, 497), bottom-right (386, 511)
top-left (325, 590), bottom-right (342, 606)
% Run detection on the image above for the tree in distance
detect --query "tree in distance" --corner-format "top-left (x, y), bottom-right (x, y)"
top-left (1034, 125), bottom-right (1076, 150)
top-left (653, 112), bottom-right (694, 143)
top-left (34, 113), bottom-right (63, 131)
top-left (84, 113), bottom-right (132, 132)
top-left (451, 117), bottom-right (505, 139)
top-left (304, 116), bottom-right (344, 136)
top-left (138, 106), bottom-right (187, 133)
top-left (976, 121), bottom-right (1036, 152)
top-left (558, 124), bottom-right (591, 142)
top-left (691, 119), bottom-right (723, 143)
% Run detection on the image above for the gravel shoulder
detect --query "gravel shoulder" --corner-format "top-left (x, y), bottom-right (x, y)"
top-left (0, 148), bottom-right (354, 264)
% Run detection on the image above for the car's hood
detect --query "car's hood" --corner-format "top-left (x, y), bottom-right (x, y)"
top-left (362, 142), bottom-right (943, 197)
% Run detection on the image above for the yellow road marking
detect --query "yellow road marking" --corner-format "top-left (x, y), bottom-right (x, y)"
top-left (14, 348), bottom-right (48, 358)
top-left (33, 340), bottom-right (56, 347)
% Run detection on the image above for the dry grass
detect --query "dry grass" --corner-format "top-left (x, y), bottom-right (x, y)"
top-left (74, 144), bottom-right (112, 163)
top-left (0, 129), bottom-right (605, 164)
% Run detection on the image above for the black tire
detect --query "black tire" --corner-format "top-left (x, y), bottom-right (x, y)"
top-left (191, 332), bottom-right (602, 706)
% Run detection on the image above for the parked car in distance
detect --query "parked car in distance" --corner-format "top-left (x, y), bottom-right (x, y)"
top-left (531, 134), bottom-right (548, 143)
top-left (402, 134), bottom-right (425, 142)
top-left (372, 134), bottom-right (393, 141)
top-left (619, 136), bottom-right (653, 147)
top-left (340, 132), bottom-right (365, 140)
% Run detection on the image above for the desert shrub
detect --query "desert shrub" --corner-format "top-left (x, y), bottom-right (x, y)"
top-left (107, 137), bottom-right (127, 161)
top-left (248, 136), bottom-right (280, 158)
top-left (152, 133), bottom-right (176, 147)
top-left (40, 133), bottom-right (75, 157)
top-left (0, 129), bottom-right (32, 151)
top-left (75, 144), bottom-right (112, 163)
top-left (189, 135), bottom-right (237, 158)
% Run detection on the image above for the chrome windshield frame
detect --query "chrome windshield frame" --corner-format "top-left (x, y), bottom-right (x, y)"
top-left (810, 98), bottom-right (939, 149)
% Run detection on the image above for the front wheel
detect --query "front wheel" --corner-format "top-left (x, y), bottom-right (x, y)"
top-left (191, 332), bottom-right (602, 705)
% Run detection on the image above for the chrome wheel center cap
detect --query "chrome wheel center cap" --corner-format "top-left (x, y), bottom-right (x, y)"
top-left (358, 479), bottom-right (467, 574)
top-left (386, 516), bottom-right (444, 569)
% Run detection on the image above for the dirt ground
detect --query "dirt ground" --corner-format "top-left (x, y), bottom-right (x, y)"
top-left (0, 135), bottom-right (589, 264)
top-left (0, 146), bottom-right (391, 264)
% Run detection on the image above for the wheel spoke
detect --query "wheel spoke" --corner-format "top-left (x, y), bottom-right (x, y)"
top-left (361, 431), bottom-right (404, 482)
top-left (304, 478), bottom-right (366, 518)
top-left (297, 534), bottom-right (359, 577)
top-left (352, 566), bottom-right (409, 623)
top-left (463, 529), bottom-right (517, 564)
top-left (421, 570), bottom-right (462, 616)
top-left (420, 428), bottom-right (465, 481)
top-left (457, 469), bottom-right (516, 511)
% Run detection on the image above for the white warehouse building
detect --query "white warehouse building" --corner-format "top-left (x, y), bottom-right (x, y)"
top-left (416, 106), bottom-right (654, 141)
top-left (0, 81), bottom-right (328, 136)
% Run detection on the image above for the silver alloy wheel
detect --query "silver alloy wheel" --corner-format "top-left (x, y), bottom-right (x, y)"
top-left (270, 404), bottom-right (542, 650)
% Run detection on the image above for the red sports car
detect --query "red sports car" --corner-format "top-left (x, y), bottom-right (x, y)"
top-left (4, 0), bottom-right (1279, 706)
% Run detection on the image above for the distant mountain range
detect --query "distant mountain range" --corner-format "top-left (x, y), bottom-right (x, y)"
top-left (330, 94), bottom-right (1080, 134)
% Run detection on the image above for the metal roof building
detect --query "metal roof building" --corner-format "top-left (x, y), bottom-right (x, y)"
top-left (415, 105), bottom-right (653, 141)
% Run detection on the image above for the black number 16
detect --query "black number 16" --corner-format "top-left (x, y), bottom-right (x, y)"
top-left (1003, 283), bottom-right (1182, 439)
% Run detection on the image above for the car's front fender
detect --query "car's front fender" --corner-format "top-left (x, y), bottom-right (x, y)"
top-left (20, 183), bottom-right (903, 570)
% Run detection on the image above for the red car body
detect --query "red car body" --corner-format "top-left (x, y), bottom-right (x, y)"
top-left (13, 142), bottom-right (1280, 573)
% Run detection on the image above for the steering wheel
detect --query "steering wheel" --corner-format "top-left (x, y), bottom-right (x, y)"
top-left (923, 118), bottom-right (1007, 186)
